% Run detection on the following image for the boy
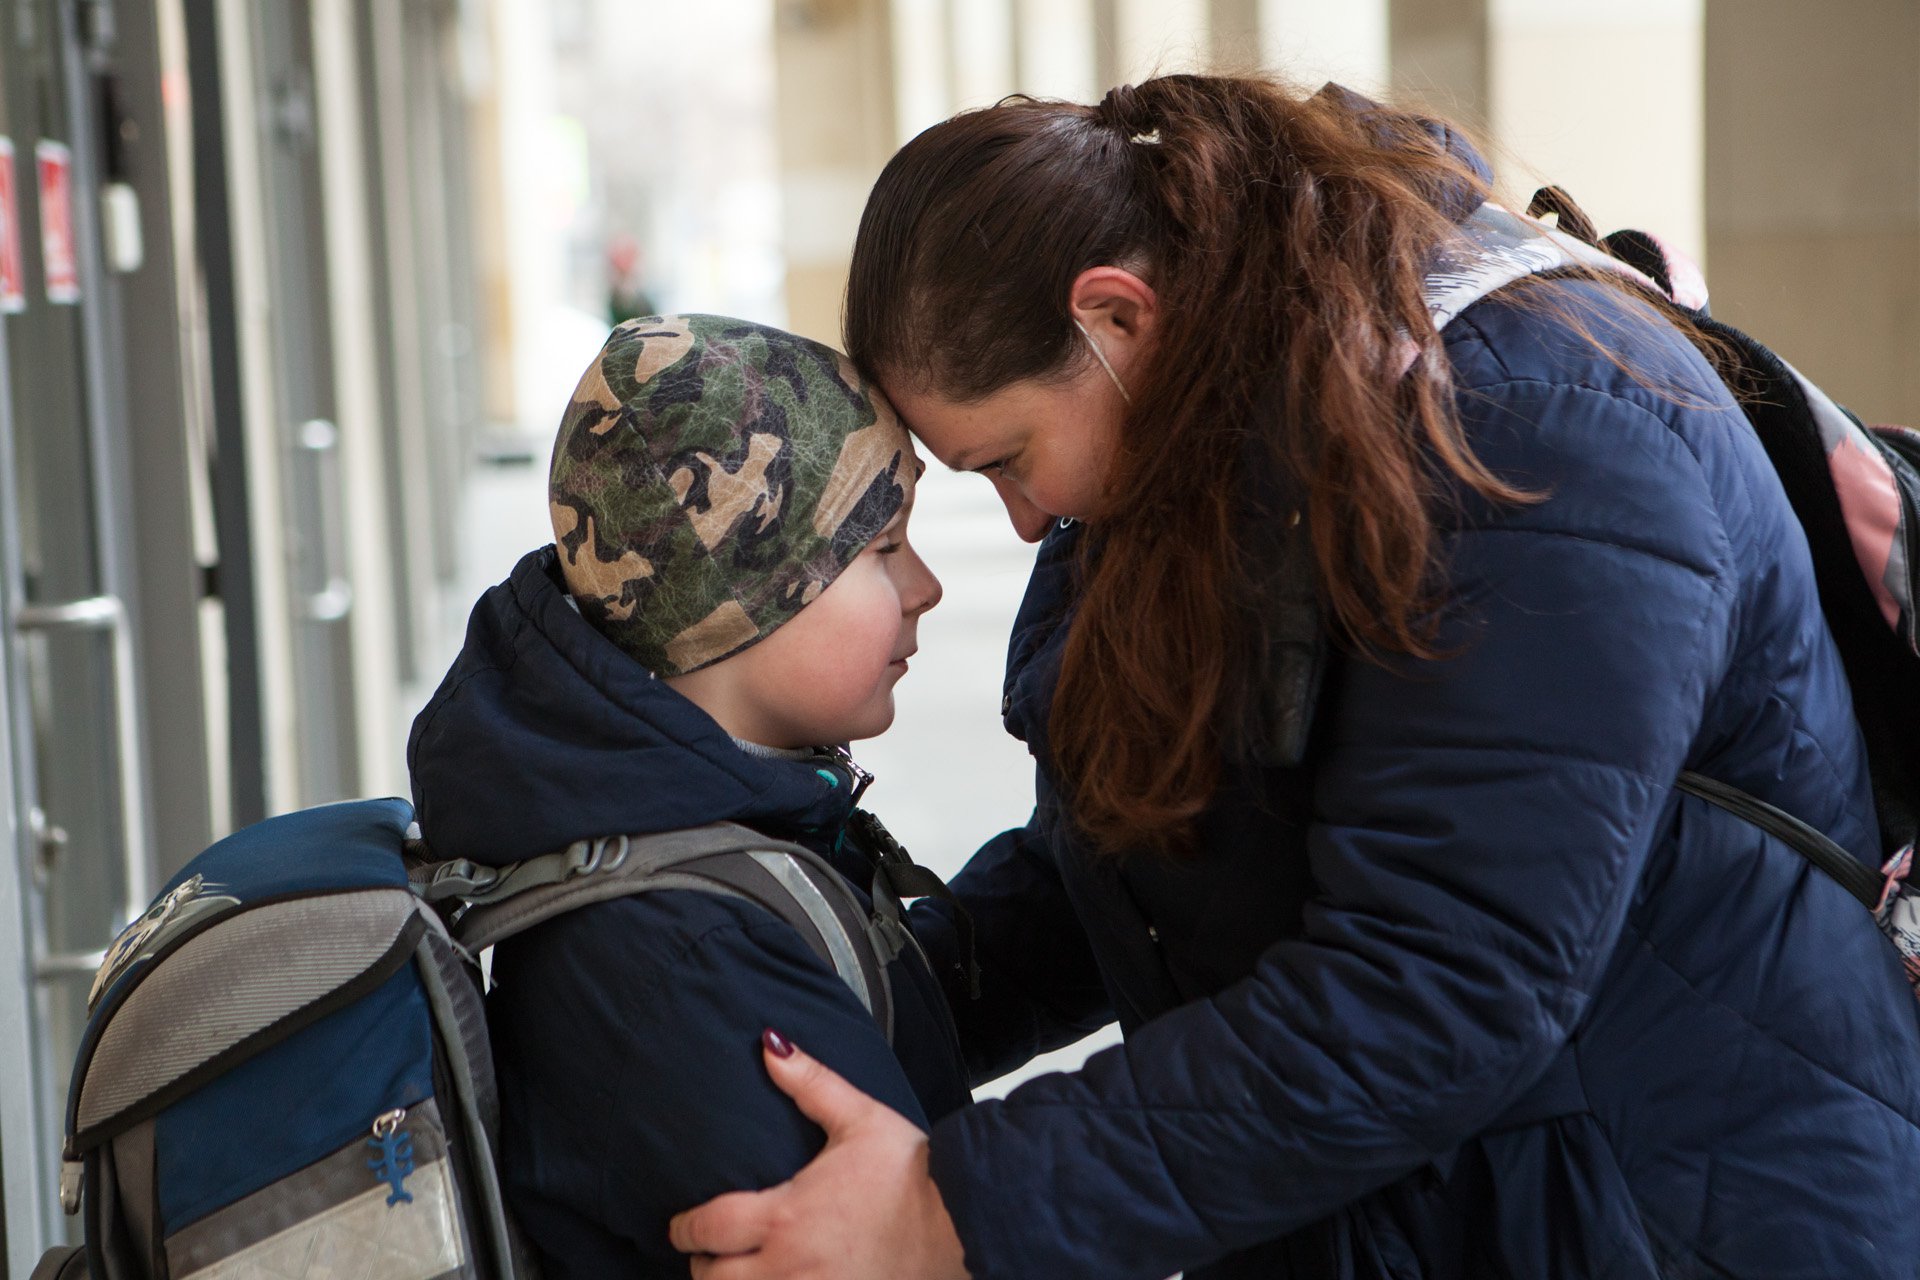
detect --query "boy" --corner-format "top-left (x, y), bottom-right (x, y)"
top-left (407, 315), bottom-right (970, 1275)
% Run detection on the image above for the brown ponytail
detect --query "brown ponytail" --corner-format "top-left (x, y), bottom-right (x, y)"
top-left (846, 75), bottom-right (1536, 855)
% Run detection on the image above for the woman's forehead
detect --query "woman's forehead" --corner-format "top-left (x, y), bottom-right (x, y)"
top-left (881, 381), bottom-right (1018, 463)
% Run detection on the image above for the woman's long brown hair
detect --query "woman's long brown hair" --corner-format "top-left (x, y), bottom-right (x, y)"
top-left (845, 75), bottom-right (1541, 856)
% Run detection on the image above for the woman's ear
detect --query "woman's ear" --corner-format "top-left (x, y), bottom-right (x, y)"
top-left (1067, 266), bottom-right (1158, 360)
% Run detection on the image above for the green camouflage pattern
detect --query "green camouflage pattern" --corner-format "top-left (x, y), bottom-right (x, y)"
top-left (549, 314), bottom-right (913, 675)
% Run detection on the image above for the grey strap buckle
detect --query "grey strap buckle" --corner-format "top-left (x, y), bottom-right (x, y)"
top-left (412, 836), bottom-right (632, 908)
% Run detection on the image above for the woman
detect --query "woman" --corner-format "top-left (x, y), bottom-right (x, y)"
top-left (671, 75), bottom-right (1920, 1278)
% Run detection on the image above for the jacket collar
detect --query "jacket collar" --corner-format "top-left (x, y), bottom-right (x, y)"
top-left (408, 547), bottom-right (864, 866)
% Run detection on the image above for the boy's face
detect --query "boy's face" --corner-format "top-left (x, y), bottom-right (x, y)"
top-left (667, 461), bottom-right (941, 748)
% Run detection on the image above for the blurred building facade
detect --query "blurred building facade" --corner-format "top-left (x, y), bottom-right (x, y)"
top-left (0, 0), bottom-right (1910, 1263)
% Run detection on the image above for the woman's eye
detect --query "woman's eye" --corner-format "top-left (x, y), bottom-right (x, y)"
top-left (874, 540), bottom-right (903, 555)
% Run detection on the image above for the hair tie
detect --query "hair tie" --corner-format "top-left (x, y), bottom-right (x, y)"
top-left (1097, 83), bottom-right (1137, 124)
top-left (1096, 83), bottom-right (1161, 144)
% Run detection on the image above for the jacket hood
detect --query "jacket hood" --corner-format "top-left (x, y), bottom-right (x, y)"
top-left (1312, 81), bottom-right (1493, 223)
top-left (408, 546), bottom-right (860, 866)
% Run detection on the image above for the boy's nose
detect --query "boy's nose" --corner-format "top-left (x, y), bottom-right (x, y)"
top-left (905, 548), bottom-right (942, 616)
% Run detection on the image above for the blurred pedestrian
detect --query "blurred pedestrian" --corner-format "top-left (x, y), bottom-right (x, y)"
top-left (606, 230), bottom-right (658, 325)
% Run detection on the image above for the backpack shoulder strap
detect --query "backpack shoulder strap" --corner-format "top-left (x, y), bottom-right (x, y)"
top-left (1423, 201), bottom-right (1666, 333)
top-left (418, 823), bottom-right (895, 1040)
top-left (1676, 770), bottom-right (1883, 909)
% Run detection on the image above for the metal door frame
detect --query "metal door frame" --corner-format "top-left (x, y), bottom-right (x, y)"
top-left (207, 0), bottom-right (305, 813)
top-left (0, 0), bottom-right (164, 1257)
top-left (0, 320), bottom-right (47, 1278)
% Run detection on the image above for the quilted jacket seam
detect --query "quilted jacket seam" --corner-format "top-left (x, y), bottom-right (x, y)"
top-left (1612, 922), bottom-right (1812, 1280)
top-left (1450, 523), bottom-right (1730, 595)
top-left (1126, 1060), bottom-right (1234, 1258)
top-left (1366, 661), bottom-right (1715, 1143)
top-left (530, 897), bottom-right (823, 1022)
top-left (1626, 916), bottom-right (1920, 1124)
top-left (1445, 309), bottom-right (1517, 384)
top-left (1465, 371), bottom-right (1724, 443)
top-left (1766, 690), bottom-right (1866, 828)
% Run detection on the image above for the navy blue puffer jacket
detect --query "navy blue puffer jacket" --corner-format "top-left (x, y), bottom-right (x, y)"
top-left (408, 548), bottom-right (970, 1277)
top-left (911, 266), bottom-right (1920, 1273)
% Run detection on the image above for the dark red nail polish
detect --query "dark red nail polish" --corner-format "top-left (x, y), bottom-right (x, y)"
top-left (763, 1027), bottom-right (795, 1058)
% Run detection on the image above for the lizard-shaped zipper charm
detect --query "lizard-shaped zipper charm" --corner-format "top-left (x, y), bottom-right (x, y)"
top-left (367, 1108), bottom-right (415, 1206)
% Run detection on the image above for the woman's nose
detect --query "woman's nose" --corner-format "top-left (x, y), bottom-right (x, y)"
top-left (993, 477), bottom-right (1053, 543)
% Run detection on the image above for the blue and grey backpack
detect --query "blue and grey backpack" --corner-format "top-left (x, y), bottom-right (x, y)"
top-left (36, 798), bottom-right (942, 1278)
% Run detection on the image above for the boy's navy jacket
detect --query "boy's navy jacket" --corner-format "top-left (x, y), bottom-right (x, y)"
top-left (910, 135), bottom-right (1920, 1279)
top-left (408, 547), bottom-right (969, 1277)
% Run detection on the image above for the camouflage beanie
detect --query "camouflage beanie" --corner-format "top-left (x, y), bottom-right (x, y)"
top-left (549, 314), bottom-right (912, 676)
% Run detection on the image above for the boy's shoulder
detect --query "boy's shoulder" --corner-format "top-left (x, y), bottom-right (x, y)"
top-left (483, 846), bottom-right (929, 1273)
top-left (487, 874), bottom-right (848, 1025)
top-left (485, 806), bottom-right (872, 989)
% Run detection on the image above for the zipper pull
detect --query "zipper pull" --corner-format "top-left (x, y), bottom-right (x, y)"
top-left (366, 1108), bottom-right (415, 1206)
top-left (59, 1157), bottom-right (82, 1215)
top-left (825, 746), bottom-right (874, 806)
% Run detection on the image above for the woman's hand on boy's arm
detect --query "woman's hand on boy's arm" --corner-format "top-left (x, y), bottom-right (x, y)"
top-left (500, 892), bottom-right (931, 1265)
top-left (671, 1035), bottom-right (971, 1280)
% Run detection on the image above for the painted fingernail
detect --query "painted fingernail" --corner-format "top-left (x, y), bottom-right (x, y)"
top-left (763, 1027), bottom-right (795, 1058)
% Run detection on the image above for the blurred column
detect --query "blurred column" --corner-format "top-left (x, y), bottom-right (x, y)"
top-left (892, 0), bottom-right (951, 142)
top-left (774, 0), bottom-right (897, 345)
top-left (1113, 0), bottom-right (1208, 83)
top-left (1705, 0), bottom-right (1919, 424)
top-left (1392, 0), bottom-right (1704, 262)
top-left (463, 17), bottom-right (515, 427)
top-left (1017, 0), bottom-right (1097, 102)
top-left (1258, 0), bottom-right (1387, 94)
top-left (1211, 0), bottom-right (1258, 70)
top-left (951, 0), bottom-right (1015, 109)
top-left (1389, 0), bottom-right (1486, 121)
top-left (488, 0), bottom-right (567, 429)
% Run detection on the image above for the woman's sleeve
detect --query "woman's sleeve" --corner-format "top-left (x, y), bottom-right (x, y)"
top-left (492, 892), bottom-right (930, 1271)
top-left (925, 379), bottom-right (1743, 1280)
top-left (910, 778), bottom-right (1116, 1086)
